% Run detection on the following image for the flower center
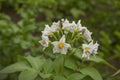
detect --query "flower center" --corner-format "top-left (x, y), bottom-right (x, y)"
top-left (59, 42), bottom-right (64, 49)
top-left (42, 40), bottom-right (46, 44)
top-left (85, 47), bottom-right (89, 53)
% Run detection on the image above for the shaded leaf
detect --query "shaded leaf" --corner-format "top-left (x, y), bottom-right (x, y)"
top-left (75, 50), bottom-right (116, 70)
top-left (63, 68), bottom-right (74, 77)
top-left (18, 68), bottom-right (38, 80)
top-left (25, 56), bottom-right (45, 70)
top-left (54, 75), bottom-right (67, 80)
top-left (65, 57), bottom-right (77, 70)
top-left (43, 59), bottom-right (53, 73)
top-left (39, 73), bottom-right (52, 79)
top-left (80, 67), bottom-right (102, 80)
top-left (90, 56), bottom-right (116, 70)
top-left (68, 73), bottom-right (86, 80)
top-left (0, 62), bottom-right (29, 73)
top-left (53, 55), bottom-right (64, 74)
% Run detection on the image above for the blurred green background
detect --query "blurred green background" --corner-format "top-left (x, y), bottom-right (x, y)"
top-left (0, 0), bottom-right (120, 80)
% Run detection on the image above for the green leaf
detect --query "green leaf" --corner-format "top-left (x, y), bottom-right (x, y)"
top-left (68, 73), bottom-right (86, 80)
top-left (74, 48), bottom-right (116, 70)
top-left (43, 59), bottom-right (53, 73)
top-left (65, 57), bottom-right (77, 70)
top-left (0, 62), bottom-right (29, 73)
top-left (53, 55), bottom-right (64, 74)
top-left (54, 75), bottom-right (67, 80)
top-left (25, 56), bottom-right (45, 70)
top-left (75, 53), bottom-right (117, 70)
top-left (63, 68), bottom-right (74, 77)
top-left (112, 69), bottom-right (120, 76)
top-left (39, 73), bottom-right (52, 79)
top-left (35, 77), bottom-right (43, 80)
top-left (18, 68), bottom-right (38, 80)
top-left (80, 67), bottom-right (103, 80)
top-left (89, 56), bottom-right (116, 70)
top-left (74, 49), bottom-right (82, 60)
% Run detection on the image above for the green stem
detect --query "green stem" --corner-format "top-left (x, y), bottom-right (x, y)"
top-left (52, 33), bottom-right (58, 40)
top-left (71, 34), bottom-right (82, 44)
top-left (57, 31), bottom-right (61, 38)
top-left (60, 29), bottom-right (64, 36)
top-left (71, 31), bottom-right (75, 40)
top-left (78, 46), bottom-right (82, 49)
top-left (60, 55), bottom-right (66, 75)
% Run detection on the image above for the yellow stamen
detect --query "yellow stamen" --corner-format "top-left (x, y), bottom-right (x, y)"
top-left (42, 40), bottom-right (46, 44)
top-left (85, 47), bottom-right (89, 53)
top-left (58, 42), bottom-right (64, 49)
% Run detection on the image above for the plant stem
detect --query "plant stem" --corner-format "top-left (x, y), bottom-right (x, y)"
top-left (52, 33), bottom-right (58, 40)
top-left (60, 29), bottom-right (64, 36)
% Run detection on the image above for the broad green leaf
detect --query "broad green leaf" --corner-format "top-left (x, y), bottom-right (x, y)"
top-left (0, 62), bottom-right (29, 73)
top-left (89, 56), bottom-right (104, 63)
top-left (39, 73), bottom-right (52, 79)
top-left (43, 59), bottom-right (53, 73)
top-left (53, 55), bottom-right (64, 74)
top-left (75, 51), bottom-right (116, 70)
top-left (35, 77), bottom-right (43, 80)
top-left (82, 76), bottom-right (93, 80)
top-left (25, 56), bottom-right (45, 70)
top-left (112, 69), bottom-right (120, 76)
top-left (54, 75), bottom-right (67, 80)
top-left (68, 73), bottom-right (86, 80)
top-left (65, 57), bottom-right (77, 70)
top-left (63, 68), bottom-right (74, 77)
top-left (18, 68), bottom-right (38, 80)
top-left (89, 56), bottom-right (116, 70)
top-left (80, 67), bottom-right (103, 80)
top-left (74, 49), bottom-right (82, 59)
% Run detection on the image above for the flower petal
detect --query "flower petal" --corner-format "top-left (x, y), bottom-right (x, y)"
top-left (60, 35), bottom-right (65, 42)
top-left (84, 28), bottom-right (92, 42)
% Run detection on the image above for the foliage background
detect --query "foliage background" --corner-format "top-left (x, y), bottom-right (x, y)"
top-left (0, 0), bottom-right (120, 80)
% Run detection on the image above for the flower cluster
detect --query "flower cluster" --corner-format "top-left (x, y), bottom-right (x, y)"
top-left (39, 19), bottom-right (99, 59)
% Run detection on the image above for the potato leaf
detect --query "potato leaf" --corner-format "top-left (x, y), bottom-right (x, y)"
top-left (25, 56), bottom-right (45, 70)
top-left (80, 67), bottom-right (103, 80)
top-left (68, 73), bottom-right (86, 80)
top-left (18, 68), bottom-right (38, 80)
top-left (0, 62), bottom-right (30, 73)
top-left (54, 75), bottom-right (67, 80)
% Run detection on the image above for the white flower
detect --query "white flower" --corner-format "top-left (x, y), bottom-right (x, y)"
top-left (83, 28), bottom-right (92, 42)
top-left (62, 19), bottom-right (78, 32)
top-left (52, 35), bottom-right (71, 54)
top-left (39, 35), bottom-right (49, 48)
top-left (76, 20), bottom-right (92, 41)
top-left (69, 21), bottom-right (77, 32)
top-left (77, 20), bottom-right (86, 32)
top-left (41, 25), bottom-right (53, 36)
top-left (91, 42), bottom-right (99, 55)
top-left (62, 19), bottom-right (71, 31)
top-left (77, 20), bottom-right (82, 26)
top-left (82, 41), bottom-right (99, 59)
top-left (51, 21), bottom-right (60, 32)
